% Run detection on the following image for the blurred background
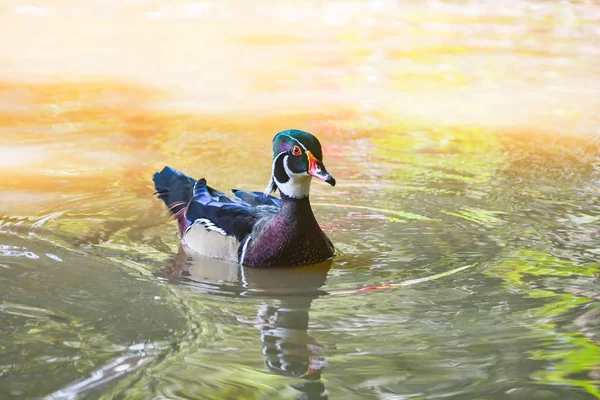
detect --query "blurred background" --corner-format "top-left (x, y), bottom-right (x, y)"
top-left (1, 1), bottom-right (599, 399)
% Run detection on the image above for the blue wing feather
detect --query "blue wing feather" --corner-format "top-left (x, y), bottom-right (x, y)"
top-left (153, 166), bottom-right (196, 215)
top-left (186, 179), bottom-right (259, 241)
top-left (231, 190), bottom-right (282, 207)
top-left (154, 167), bottom-right (280, 242)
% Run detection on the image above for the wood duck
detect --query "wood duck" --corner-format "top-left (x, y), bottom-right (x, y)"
top-left (153, 129), bottom-right (336, 268)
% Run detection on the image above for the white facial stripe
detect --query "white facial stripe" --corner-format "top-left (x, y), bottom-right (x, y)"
top-left (264, 151), bottom-right (286, 195)
top-left (280, 134), bottom-right (308, 152)
top-left (278, 155), bottom-right (312, 199)
top-left (272, 151), bottom-right (286, 169)
top-left (266, 139), bottom-right (314, 199)
top-left (283, 155), bottom-right (309, 178)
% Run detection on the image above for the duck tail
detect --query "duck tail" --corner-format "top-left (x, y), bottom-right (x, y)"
top-left (152, 166), bottom-right (197, 235)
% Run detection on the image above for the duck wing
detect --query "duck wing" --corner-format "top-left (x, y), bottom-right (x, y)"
top-left (154, 166), bottom-right (281, 263)
top-left (186, 179), bottom-right (258, 241)
top-left (184, 180), bottom-right (281, 262)
top-left (231, 189), bottom-right (282, 207)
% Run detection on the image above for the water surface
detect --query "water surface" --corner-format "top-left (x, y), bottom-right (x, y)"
top-left (1, 1), bottom-right (600, 399)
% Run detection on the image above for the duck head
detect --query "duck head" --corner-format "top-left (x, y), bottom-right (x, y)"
top-left (265, 129), bottom-right (336, 199)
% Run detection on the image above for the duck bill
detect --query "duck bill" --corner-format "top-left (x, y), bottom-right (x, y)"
top-left (307, 151), bottom-right (336, 186)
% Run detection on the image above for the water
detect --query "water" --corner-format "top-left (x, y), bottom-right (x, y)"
top-left (1, 1), bottom-right (600, 399)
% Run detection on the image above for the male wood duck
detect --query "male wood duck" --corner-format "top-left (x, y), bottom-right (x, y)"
top-left (153, 129), bottom-right (336, 268)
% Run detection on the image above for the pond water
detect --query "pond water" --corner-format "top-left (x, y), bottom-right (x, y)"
top-left (1, 1), bottom-right (600, 399)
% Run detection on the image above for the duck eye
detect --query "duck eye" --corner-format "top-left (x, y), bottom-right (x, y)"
top-left (291, 146), bottom-right (302, 156)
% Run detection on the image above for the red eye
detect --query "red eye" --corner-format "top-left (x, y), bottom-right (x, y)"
top-left (291, 146), bottom-right (302, 156)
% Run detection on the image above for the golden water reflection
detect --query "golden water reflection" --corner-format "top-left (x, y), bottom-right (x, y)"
top-left (2, 1), bottom-right (599, 209)
top-left (1, 3), bottom-right (600, 398)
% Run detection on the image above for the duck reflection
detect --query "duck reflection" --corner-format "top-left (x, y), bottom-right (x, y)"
top-left (159, 246), bottom-right (331, 399)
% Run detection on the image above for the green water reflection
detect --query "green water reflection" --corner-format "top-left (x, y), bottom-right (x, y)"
top-left (1, 121), bottom-right (599, 399)
top-left (1, 0), bottom-right (600, 398)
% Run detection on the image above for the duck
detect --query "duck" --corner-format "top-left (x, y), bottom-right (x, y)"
top-left (152, 129), bottom-right (337, 268)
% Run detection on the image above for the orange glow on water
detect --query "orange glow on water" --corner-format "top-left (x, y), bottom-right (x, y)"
top-left (0, 0), bottom-right (598, 213)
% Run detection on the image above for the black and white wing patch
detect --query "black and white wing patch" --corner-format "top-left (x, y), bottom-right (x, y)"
top-left (185, 218), bottom-right (227, 236)
top-left (184, 179), bottom-right (258, 241)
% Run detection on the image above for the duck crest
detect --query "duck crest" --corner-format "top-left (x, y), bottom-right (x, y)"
top-left (153, 129), bottom-right (336, 268)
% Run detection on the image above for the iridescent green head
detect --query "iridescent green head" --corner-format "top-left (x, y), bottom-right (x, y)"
top-left (265, 129), bottom-right (336, 199)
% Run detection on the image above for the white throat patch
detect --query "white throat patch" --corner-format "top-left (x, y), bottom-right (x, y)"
top-left (264, 153), bottom-right (312, 199)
